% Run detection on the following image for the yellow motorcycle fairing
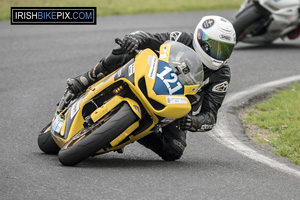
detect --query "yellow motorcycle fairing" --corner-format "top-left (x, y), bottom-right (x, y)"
top-left (51, 42), bottom-right (201, 153)
top-left (127, 44), bottom-right (199, 119)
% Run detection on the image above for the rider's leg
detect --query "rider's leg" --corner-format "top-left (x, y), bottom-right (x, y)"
top-left (67, 46), bottom-right (134, 94)
top-left (138, 123), bottom-right (187, 161)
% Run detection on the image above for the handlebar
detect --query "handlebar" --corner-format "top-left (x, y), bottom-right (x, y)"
top-left (55, 90), bottom-right (75, 116)
top-left (64, 91), bottom-right (75, 103)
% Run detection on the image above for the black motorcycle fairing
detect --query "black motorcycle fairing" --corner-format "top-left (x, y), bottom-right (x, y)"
top-left (114, 59), bottom-right (135, 84)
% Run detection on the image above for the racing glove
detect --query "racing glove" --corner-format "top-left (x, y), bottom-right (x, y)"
top-left (122, 35), bottom-right (139, 53)
top-left (179, 113), bottom-right (198, 132)
top-left (66, 77), bottom-right (90, 95)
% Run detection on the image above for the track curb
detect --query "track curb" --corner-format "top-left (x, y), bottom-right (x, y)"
top-left (210, 75), bottom-right (300, 178)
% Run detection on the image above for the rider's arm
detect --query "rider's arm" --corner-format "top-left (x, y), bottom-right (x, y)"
top-left (192, 65), bottom-right (231, 131)
top-left (94, 30), bottom-right (193, 75)
top-left (127, 30), bottom-right (193, 50)
top-left (67, 30), bottom-right (193, 94)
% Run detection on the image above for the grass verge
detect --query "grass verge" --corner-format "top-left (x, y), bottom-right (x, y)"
top-left (1, 0), bottom-right (244, 20)
top-left (240, 83), bottom-right (300, 166)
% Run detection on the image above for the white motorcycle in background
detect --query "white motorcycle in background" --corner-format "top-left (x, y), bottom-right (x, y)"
top-left (232, 0), bottom-right (300, 43)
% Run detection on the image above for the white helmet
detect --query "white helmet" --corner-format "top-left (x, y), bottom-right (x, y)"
top-left (193, 15), bottom-right (236, 70)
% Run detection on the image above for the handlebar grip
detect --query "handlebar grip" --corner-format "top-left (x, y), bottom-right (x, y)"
top-left (64, 91), bottom-right (75, 103)
top-left (55, 91), bottom-right (75, 116)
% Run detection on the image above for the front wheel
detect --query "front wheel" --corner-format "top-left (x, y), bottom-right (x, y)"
top-left (38, 123), bottom-right (60, 154)
top-left (58, 103), bottom-right (137, 166)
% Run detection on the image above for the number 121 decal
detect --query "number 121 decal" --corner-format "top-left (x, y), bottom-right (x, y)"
top-left (153, 61), bottom-right (184, 95)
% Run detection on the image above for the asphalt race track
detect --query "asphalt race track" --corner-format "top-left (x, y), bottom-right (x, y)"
top-left (1, 10), bottom-right (300, 200)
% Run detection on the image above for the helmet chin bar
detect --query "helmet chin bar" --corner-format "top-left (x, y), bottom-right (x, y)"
top-left (210, 59), bottom-right (226, 70)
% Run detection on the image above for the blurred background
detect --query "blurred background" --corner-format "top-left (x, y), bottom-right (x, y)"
top-left (1, 0), bottom-right (244, 20)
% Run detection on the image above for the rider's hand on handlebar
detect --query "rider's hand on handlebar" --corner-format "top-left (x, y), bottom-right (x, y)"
top-left (122, 35), bottom-right (139, 53)
top-left (179, 113), bottom-right (198, 132)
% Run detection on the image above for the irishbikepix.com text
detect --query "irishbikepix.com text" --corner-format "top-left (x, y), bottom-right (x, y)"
top-left (11, 7), bottom-right (97, 25)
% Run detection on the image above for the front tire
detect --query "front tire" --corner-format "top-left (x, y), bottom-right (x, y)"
top-left (232, 3), bottom-right (266, 42)
top-left (58, 103), bottom-right (137, 166)
top-left (38, 123), bottom-right (60, 154)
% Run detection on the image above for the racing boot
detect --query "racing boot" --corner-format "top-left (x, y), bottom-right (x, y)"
top-left (287, 23), bottom-right (300, 40)
top-left (67, 59), bottom-right (107, 94)
top-left (160, 124), bottom-right (187, 161)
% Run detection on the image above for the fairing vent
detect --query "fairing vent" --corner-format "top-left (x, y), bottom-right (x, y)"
top-left (138, 78), bottom-right (165, 110)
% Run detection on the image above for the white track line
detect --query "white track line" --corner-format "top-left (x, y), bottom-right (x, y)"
top-left (210, 75), bottom-right (300, 179)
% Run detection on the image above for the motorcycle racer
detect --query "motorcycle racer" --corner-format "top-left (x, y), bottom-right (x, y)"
top-left (67, 15), bottom-right (236, 161)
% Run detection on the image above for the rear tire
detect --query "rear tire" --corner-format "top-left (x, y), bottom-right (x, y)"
top-left (232, 3), bottom-right (266, 42)
top-left (58, 103), bottom-right (137, 166)
top-left (38, 123), bottom-right (60, 154)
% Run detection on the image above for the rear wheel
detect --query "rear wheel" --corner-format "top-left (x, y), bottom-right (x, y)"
top-left (58, 103), bottom-right (137, 166)
top-left (232, 3), bottom-right (267, 42)
top-left (38, 123), bottom-right (60, 154)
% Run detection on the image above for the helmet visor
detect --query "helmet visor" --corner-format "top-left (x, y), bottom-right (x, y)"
top-left (197, 29), bottom-right (234, 61)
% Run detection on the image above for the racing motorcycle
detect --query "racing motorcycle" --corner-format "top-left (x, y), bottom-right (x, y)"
top-left (38, 39), bottom-right (204, 166)
top-left (232, 0), bottom-right (300, 43)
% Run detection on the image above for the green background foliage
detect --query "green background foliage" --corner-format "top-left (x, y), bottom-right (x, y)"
top-left (2, 0), bottom-right (244, 20)
top-left (244, 83), bottom-right (300, 166)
